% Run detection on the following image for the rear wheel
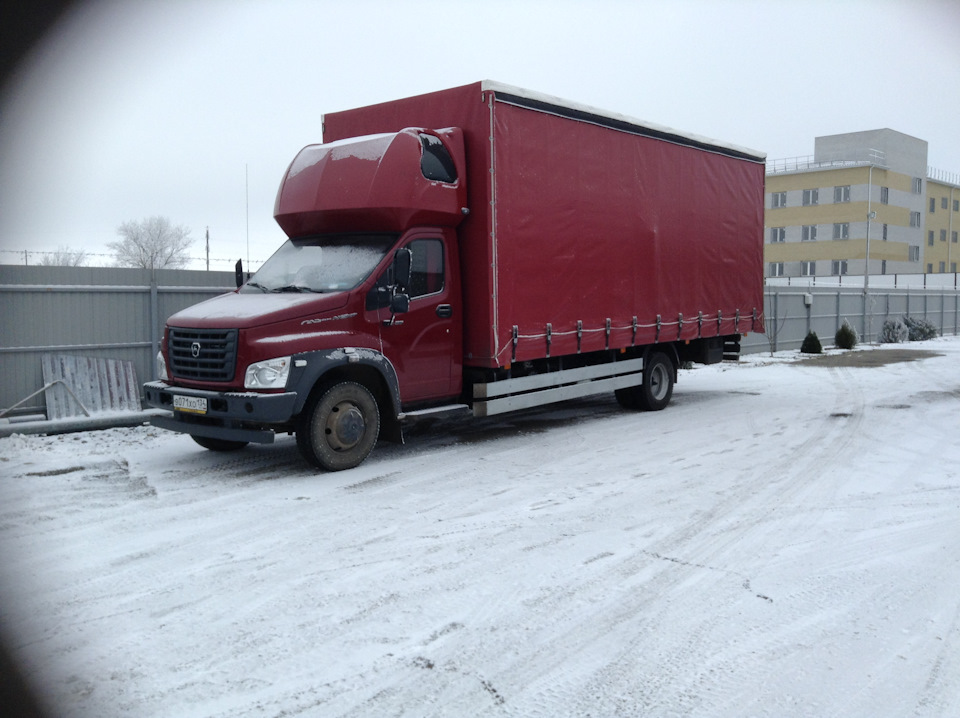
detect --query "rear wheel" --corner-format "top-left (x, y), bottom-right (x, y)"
top-left (615, 351), bottom-right (674, 412)
top-left (638, 352), bottom-right (674, 411)
top-left (615, 386), bottom-right (638, 410)
top-left (191, 435), bottom-right (248, 452)
top-left (297, 381), bottom-right (380, 471)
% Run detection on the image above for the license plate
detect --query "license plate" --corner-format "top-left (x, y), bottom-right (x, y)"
top-left (174, 395), bottom-right (207, 414)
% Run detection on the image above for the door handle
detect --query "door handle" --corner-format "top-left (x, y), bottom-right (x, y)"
top-left (436, 304), bottom-right (453, 318)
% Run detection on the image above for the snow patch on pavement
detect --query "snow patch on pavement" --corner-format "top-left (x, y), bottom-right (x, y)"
top-left (2, 339), bottom-right (960, 717)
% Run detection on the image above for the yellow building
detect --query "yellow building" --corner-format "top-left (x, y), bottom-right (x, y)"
top-left (924, 174), bottom-right (960, 274)
top-left (764, 129), bottom-right (958, 279)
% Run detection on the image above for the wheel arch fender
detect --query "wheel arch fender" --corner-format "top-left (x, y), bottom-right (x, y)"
top-left (288, 348), bottom-right (403, 442)
top-left (644, 343), bottom-right (680, 382)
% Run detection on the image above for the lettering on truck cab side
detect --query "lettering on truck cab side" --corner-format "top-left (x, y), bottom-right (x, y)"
top-left (301, 312), bottom-right (358, 326)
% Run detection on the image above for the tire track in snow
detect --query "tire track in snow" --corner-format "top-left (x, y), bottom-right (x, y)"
top-left (4, 348), bottom-right (959, 717)
top-left (463, 362), bottom-right (874, 716)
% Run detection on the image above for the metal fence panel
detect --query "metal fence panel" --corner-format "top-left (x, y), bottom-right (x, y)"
top-left (41, 354), bottom-right (141, 418)
top-left (1, 267), bottom-right (958, 416)
top-left (742, 285), bottom-right (960, 355)
top-left (1, 266), bottom-right (235, 416)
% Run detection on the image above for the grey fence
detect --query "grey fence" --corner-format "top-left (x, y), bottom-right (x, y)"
top-left (0, 265), bottom-right (235, 417)
top-left (1, 265), bottom-right (958, 418)
top-left (742, 285), bottom-right (960, 354)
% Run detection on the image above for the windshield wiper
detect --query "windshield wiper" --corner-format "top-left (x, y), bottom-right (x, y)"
top-left (245, 281), bottom-right (269, 292)
top-left (271, 285), bottom-right (324, 293)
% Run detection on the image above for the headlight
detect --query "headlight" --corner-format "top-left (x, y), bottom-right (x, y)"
top-left (157, 351), bottom-right (168, 381)
top-left (244, 357), bottom-right (291, 389)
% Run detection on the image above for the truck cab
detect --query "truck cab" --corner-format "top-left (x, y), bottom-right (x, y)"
top-left (145, 81), bottom-right (765, 472)
top-left (144, 128), bottom-right (468, 470)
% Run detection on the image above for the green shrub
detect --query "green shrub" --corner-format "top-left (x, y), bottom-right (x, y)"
top-left (834, 320), bottom-right (859, 350)
top-left (903, 316), bottom-right (938, 341)
top-left (879, 319), bottom-right (908, 344)
top-left (800, 331), bottom-right (823, 354)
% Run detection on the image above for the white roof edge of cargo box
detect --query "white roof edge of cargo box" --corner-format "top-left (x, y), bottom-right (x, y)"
top-left (479, 80), bottom-right (766, 162)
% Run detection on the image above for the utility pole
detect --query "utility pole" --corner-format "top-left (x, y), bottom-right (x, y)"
top-left (206, 226), bottom-right (210, 271)
top-left (863, 164), bottom-right (875, 343)
top-left (864, 165), bottom-right (874, 294)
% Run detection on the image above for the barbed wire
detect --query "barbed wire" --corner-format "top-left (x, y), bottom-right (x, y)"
top-left (0, 248), bottom-right (265, 269)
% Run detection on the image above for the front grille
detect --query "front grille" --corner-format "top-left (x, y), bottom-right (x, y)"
top-left (169, 328), bottom-right (238, 382)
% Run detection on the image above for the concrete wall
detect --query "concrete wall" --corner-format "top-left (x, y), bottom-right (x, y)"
top-left (814, 128), bottom-right (928, 176)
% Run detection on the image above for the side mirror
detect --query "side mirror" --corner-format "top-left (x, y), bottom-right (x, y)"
top-left (392, 248), bottom-right (412, 290)
top-left (390, 293), bottom-right (410, 315)
top-left (235, 259), bottom-right (244, 289)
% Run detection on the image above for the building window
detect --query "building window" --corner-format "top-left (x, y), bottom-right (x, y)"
top-left (831, 260), bottom-right (848, 276)
top-left (909, 246), bottom-right (920, 262)
top-left (802, 225), bottom-right (817, 241)
top-left (770, 262), bottom-right (784, 277)
top-left (952, 262), bottom-right (958, 272)
top-left (930, 197), bottom-right (936, 213)
top-left (927, 263), bottom-right (934, 274)
top-left (881, 260), bottom-right (887, 275)
top-left (939, 261), bottom-right (946, 273)
top-left (834, 185), bottom-right (851, 203)
top-left (928, 231), bottom-right (935, 246)
top-left (802, 189), bottom-right (819, 206)
top-left (954, 199), bottom-right (959, 211)
top-left (800, 261), bottom-right (816, 277)
top-left (880, 186), bottom-right (889, 205)
top-left (942, 230), bottom-right (948, 242)
top-left (910, 211), bottom-right (921, 227)
top-left (771, 192), bottom-right (786, 208)
top-left (833, 223), bottom-right (850, 240)
top-left (913, 178), bottom-right (923, 193)
top-left (770, 227), bottom-right (786, 243)
top-left (942, 197), bottom-right (949, 210)
top-left (882, 223), bottom-right (888, 240)
top-left (953, 231), bottom-right (958, 243)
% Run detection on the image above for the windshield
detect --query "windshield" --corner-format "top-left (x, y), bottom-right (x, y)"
top-left (242, 234), bottom-right (396, 294)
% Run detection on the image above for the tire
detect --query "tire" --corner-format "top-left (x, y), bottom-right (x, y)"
top-left (615, 386), bottom-right (639, 410)
top-left (637, 351), bottom-right (674, 411)
top-left (297, 381), bottom-right (380, 471)
top-left (191, 435), bottom-right (248, 452)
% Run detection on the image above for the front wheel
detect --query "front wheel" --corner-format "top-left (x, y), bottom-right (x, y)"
top-left (297, 382), bottom-right (380, 471)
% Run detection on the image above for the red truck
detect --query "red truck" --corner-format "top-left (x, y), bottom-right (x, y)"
top-left (144, 81), bottom-right (765, 470)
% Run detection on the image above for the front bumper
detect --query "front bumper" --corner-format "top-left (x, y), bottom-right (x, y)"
top-left (143, 381), bottom-right (299, 444)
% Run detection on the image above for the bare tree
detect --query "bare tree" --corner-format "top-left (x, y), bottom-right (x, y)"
top-left (38, 246), bottom-right (89, 266)
top-left (109, 216), bottom-right (194, 270)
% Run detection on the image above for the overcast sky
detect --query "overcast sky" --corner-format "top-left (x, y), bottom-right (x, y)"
top-left (1, 0), bottom-right (958, 271)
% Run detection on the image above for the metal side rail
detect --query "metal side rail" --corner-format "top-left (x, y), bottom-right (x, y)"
top-left (472, 358), bottom-right (645, 417)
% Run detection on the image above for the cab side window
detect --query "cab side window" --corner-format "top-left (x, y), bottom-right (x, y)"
top-left (365, 238), bottom-right (444, 310)
top-left (408, 239), bottom-right (444, 298)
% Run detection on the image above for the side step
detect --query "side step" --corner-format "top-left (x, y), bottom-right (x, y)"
top-left (398, 404), bottom-right (471, 421)
top-left (722, 336), bottom-right (741, 361)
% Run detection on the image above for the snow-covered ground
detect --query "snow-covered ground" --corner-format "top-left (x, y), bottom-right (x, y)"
top-left (2, 338), bottom-right (959, 717)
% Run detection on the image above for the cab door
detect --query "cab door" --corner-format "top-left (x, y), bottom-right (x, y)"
top-left (366, 230), bottom-right (462, 404)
